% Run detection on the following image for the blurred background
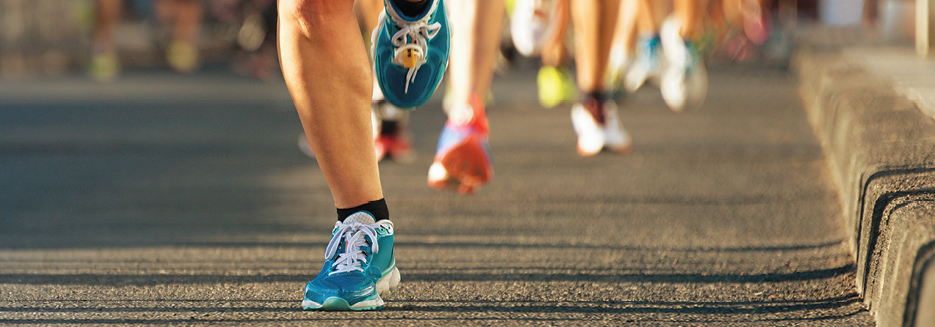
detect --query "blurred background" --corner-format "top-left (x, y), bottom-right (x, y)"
top-left (0, 0), bottom-right (919, 81)
top-left (0, 0), bottom-right (278, 81)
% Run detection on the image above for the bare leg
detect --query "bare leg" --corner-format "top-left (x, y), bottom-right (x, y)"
top-left (637, 0), bottom-right (661, 35)
top-left (427, 0), bottom-right (502, 194)
top-left (611, 0), bottom-right (640, 57)
top-left (570, 0), bottom-right (619, 93)
top-left (535, 0), bottom-right (576, 109)
top-left (673, 0), bottom-right (706, 39)
top-left (279, 0), bottom-right (384, 208)
top-left (355, 0), bottom-right (384, 35)
top-left (89, 0), bottom-right (123, 81)
top-left (355, 0), bottom-right (385, 101)
top-left (93, 0), bottom-right (122, 53)
top-left (447, 0), bottom-right (505, 109)
top-left (540, 0), bottom-right (570, 68)
top-left (155, 0), bottom-right (204, 72)
top-left (154, 0), bottom-right (199, 43)
top-left (170, 0), bottom-right (204, 46)
top-left (569, 0), bottom-right (632, 156)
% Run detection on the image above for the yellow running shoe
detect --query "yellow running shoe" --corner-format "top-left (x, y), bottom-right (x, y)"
top-left (537, 65), bottom-right (576, 108)
top-left (89, 52), bottom-right (119, 82)
top-left (167, 41), bottom-right (200, 73)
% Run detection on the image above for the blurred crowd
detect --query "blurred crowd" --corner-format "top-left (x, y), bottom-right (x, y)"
top-left (0, 0), bottom-right (278, 80)
top-left (0, 0), bottom-right (881, 82)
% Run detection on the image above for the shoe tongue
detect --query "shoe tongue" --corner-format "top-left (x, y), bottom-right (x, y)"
top-left (344, 211), bottom-right (376, 225)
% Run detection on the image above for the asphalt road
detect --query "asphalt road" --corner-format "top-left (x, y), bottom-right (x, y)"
top-left (0, 62), bottom-right (875, 326)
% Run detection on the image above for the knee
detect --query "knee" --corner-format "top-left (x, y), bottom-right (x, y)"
top-left (279, 0), bottom-right (355, 30)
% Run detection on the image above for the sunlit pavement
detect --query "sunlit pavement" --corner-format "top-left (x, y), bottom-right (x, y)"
top-left (0, 63), bottom-right (874, 325)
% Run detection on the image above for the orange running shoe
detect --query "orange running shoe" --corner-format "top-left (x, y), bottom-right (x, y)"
top-left (427, 93), bottom-right (493, 194)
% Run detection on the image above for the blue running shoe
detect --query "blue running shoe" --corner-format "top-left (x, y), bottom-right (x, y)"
top-left (371, 0), bottom-right (450, 109)
top-left (302, 212), bottom-right (399, 311)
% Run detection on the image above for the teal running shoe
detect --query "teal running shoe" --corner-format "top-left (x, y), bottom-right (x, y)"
top-left (302, 212), bottom-right (400, 311)
top-left (371, 0), bottom-right (450, 109)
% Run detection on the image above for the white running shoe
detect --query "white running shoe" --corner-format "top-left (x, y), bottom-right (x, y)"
top-left (659, 17), bottom-right (707, 112)
top-left (510, 0), bottom-right (557, 57)
top-left (624, 34), bottom-right (663, 92)
top-left (571, 100), bottom-right (632, 156)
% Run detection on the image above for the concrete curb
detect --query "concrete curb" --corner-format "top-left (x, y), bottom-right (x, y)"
top-left (794, 45), bottom-right (935, 327)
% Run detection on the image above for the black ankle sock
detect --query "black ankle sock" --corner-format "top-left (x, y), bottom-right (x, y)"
top-left (337, 199), bottom-right (389, 222)
top-left (380, 120), bottom-right (399, 136)
top-left (581, 91), bottom-right (608, 124)
top-left (390, 0), bottom-right (431, 17)
top-left (582, 91), bottom-right (609, 103)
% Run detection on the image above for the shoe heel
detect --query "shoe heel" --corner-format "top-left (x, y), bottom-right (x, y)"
top-left (377, 267), bottom-right (401, 296)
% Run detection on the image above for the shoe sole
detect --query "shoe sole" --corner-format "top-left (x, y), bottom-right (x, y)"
top-left (610, 144), bottom-right (633, 154)
top-left (577, 142), bottom-right (603, 157)
top-left (427, 136), bottom-right (493, 194)
top-left (577, 141), bottom-right (633, 157)
top-left (378, 267), bottom-right (401, 296)
top-left (302, 296), bottom-right (384, 311)
top-left (301, 267), bottom-right (400, 311)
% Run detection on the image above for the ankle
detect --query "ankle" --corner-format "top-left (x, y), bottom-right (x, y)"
top-left (446, 93), bottom-right (487, 130)
top-left (337, 199), bottom-right (389, 222)
top-left (389, 0), bottom-right (431, 17)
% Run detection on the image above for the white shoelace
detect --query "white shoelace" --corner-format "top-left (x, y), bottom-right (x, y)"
top-left (380, 10), bottom-right (441, 94)
top-left (324, 221), bottom-right (380, 275)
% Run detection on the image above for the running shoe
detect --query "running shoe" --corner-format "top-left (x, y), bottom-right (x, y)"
top-left (167, 40), bottom-right (200, 73)
top-left (510, 0), bottom-right (556, 57)
top-left (570, 99), bottom-right (632, 156)
top-left (373, 101), bottom-right (414, 162)
top-left (428, 93), bottom-right (493, 194)
top-left (303, 212), bottom-right (400, 311)
top-left (624, 34), bottom-right (662, 92)
top-left (89, 51), bottom-right (120, 82)
top-left (607, 44), bottom-right (630, 92)
top-left (537, 65), bottom-right (577, 108)
top-left (371, 0), bottom-right (450, 109)
top-left (659, 17), bottom-right (707, 112)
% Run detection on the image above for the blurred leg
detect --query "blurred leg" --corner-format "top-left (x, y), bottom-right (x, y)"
top-left (427, 0), bottom-right (503, 194)
top-left (570, 0), bottom-right (619, 93)
top-left (355, 0), bottom-right (384, 34)
top-left (537, 0), bottom-right (577, 109)
top-left (673, 0), bottom-right (705, 39)
top-left (611, 0), bottom-right (640, 57)
top-left (155, 0), bottom-right (204, 72)
top-left (569, 0), bottom-right (632, 156)
top-left (637, 0), bottom-right (661, 35)
top-left (170, 0), bottom-right (203, 46)
top-left (447, 0), bottom-right (505, 108)
top-left (540, 0), bottom-right (570, 68)
top-left (90, 0), bottom-right (123, 81)
top-left (93, 0), bottom-right (122, 53)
